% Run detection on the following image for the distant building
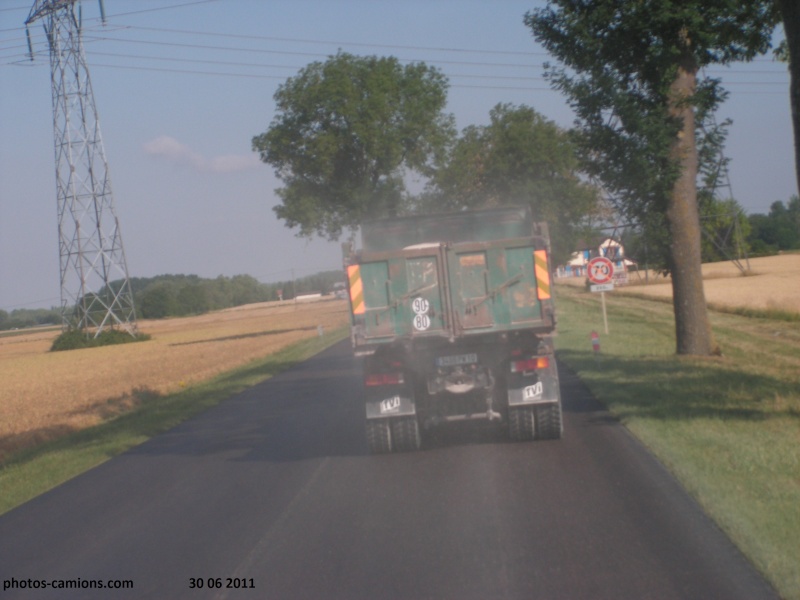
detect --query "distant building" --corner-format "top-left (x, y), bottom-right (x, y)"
top-left (556, 237), bottom-right (635, 284)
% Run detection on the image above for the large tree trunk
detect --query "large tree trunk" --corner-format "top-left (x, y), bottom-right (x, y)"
top-left (778, 0), bottom-right (800, 197)
top-left (666, 44), bottom-right (719, 356)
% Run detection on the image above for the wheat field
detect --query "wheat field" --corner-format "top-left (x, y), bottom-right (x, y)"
top-left (0, 299), bottom-right (349, 462)
top-left (562, 254), bottom-right (800, 314)
top-left (626, 254), bottom-right (800, 313)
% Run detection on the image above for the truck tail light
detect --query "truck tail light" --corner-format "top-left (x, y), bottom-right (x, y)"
top-left (365, 372), bottom-right (405, 386)
top-left (510, 357), bottom-right (549, 373)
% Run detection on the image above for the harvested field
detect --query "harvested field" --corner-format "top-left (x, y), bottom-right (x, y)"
top-left (0, 299), bottom-right (349, 462)
top-left (559, 254), bottom-right (800, 315)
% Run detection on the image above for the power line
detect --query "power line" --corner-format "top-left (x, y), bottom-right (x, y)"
top-left (115, 24), bottom-right (549, 57)
top-left (79, 49), bottom-right (787, 85)
top-left (78, 33), bottom-right (546, 70)
top-left (84, 61), bottom-right (556, 91)
top-left (0, 0), bottom-right (221, 31)
top-left (4, 7), bottom-right (791, 97)
top-left (86, 50), bottom-right (303, 71)
top-left (5, 11), bottom-right (791, 86)
top-left (1, 297), bottom-right (61, 311)
top-left (7, 28), bottom-right (785, 94)
top-left (80, 60), bottom-right (780, 93)
top-left (84, 50), bottom-right (551, 83)
top-left (86, 61), bottom-right (289, 81)
top-left (6, 1), bottom-right (789, 72)
top-left (103, 0), bottom-right (223, 20)
top-left (4, 54), bottom-right (785, 94)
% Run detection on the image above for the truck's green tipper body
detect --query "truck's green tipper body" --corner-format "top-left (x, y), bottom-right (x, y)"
top-left (344, 206), bottom-right (562, 453)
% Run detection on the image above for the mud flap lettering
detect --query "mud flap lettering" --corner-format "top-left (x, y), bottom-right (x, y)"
top-left (523, 382), bottom-right (543, 401)
top-left (366, 392), bottom-right (416, 419)
top-left (380, 396), bottom-right (402, 414)
top-left (508, 365), bottom-right (560, 407)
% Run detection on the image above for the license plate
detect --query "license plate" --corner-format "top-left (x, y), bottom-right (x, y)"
top-left (436, 353), bottom-right (478, 367)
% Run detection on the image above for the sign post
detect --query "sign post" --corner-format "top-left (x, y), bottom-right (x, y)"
top-left (587, 256), bottom-right (614, 334)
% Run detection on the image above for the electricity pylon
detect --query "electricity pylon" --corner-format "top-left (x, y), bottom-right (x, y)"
top-left (26, 0), bottom-right (138, 337)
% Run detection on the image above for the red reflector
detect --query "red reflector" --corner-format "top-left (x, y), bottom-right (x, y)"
top-left (510, 357), bottom-right (549, 373)
top-left (364, 372), bottom-right (404, 386)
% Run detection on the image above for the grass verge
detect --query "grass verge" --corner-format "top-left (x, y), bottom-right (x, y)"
top-left (0, 326), bottom-right (348, 516)
top-left (554, 285), bottom-right (800, 600)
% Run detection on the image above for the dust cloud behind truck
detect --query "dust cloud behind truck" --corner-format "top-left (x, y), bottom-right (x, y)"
top-left (342, 206), bottom-right (562, 453)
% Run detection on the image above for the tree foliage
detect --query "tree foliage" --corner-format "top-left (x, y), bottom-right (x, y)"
top-left (0, 307), bottom-right (60, 331)
top-left (747, 196), bottom-right (800, 254)
top-left (420, 103), bottom-right (599, 262)
top-left (526, 1), bottom-right (776, 233)
top-left (525, 1), bottom-right (778, 355)
top-left (50, 329), bottom-right (151, 352)
top-left (252, 52), bottom-right (455, 240)
top-left (697, 196), bottom-right (751, 263)
top-left (126, 272), bottom-right (344, 319)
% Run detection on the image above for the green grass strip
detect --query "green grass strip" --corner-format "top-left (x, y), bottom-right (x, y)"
top-left (554, 285), bottom-right (800, 600)
top-left (0, 326), bottom-right (349, 516)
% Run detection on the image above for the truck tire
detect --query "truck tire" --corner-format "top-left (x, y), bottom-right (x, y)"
top-left (508, 406), bottom-right (536, 441)
top-left (390, 417), bottom-right (421, 452)
top-left (535, 402), bottom-right (563, 440)
top-left (366, 419), bottom-right (392, 454)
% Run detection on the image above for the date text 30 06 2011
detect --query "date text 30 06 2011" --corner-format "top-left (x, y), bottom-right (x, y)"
top-left (189, 577), bottom-right (255, 590)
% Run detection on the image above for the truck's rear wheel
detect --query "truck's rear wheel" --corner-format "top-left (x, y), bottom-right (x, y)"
top-left (390, 416), bottom-right (421, 452)
top-left (366, 419), bottom-right (392, 454)
top-left (535, 402), bottom-right (563, 440)
top-left (508, 406), bottom-right (536, 441)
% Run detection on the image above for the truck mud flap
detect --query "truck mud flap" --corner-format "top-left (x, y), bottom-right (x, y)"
top-left (507, 363), bottom-right (561, 407)
top-left (365, 389), bottom-right (417, 419)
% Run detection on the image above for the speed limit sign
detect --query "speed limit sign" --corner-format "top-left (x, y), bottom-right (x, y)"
top-left (587, 256), bottom-right (614, 285)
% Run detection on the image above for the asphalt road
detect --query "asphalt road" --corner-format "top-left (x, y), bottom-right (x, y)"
top-left (0, 340), bottom-right (779, 600)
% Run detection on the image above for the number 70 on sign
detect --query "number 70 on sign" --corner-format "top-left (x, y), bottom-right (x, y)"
top-left (587, 256), bottom-right (614, 285)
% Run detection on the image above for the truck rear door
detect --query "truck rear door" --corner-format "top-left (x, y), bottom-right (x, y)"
top-left (446, 239), bottom-right (548, 334)
top-left (353, 244), bottom-right (452, 340)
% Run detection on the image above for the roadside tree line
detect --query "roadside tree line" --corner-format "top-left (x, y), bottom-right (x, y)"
top-left (125, 272), bottom-right (344, 319)
top-left (1, 271), bottom-right (344, 330)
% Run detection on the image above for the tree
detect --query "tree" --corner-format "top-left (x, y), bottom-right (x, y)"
top-left (137, 282), bottom-right (179, 319)
top-left (525, 2), bottom-right (778, 355)
top-left (176, 283), bottom-right (210, 316)
top-left (697, 197), bottom-right (751, 263)
top-left (747, 196), bottom-right (800, 252)
top-left (421, 103), bottom-right (599, 262)
top-left (252, 52), bottom-right (455, 240)
top-left (229, 275), bottom-right (267, 306)
top-left (776, 0), bottom-right (800, 196)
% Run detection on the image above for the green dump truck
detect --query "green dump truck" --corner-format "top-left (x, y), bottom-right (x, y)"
top-left (343, 206), bottom-right (562, 453)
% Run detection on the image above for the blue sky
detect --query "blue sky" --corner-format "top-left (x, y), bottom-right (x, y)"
top-left (0, 0), bottom-right (794, 311)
